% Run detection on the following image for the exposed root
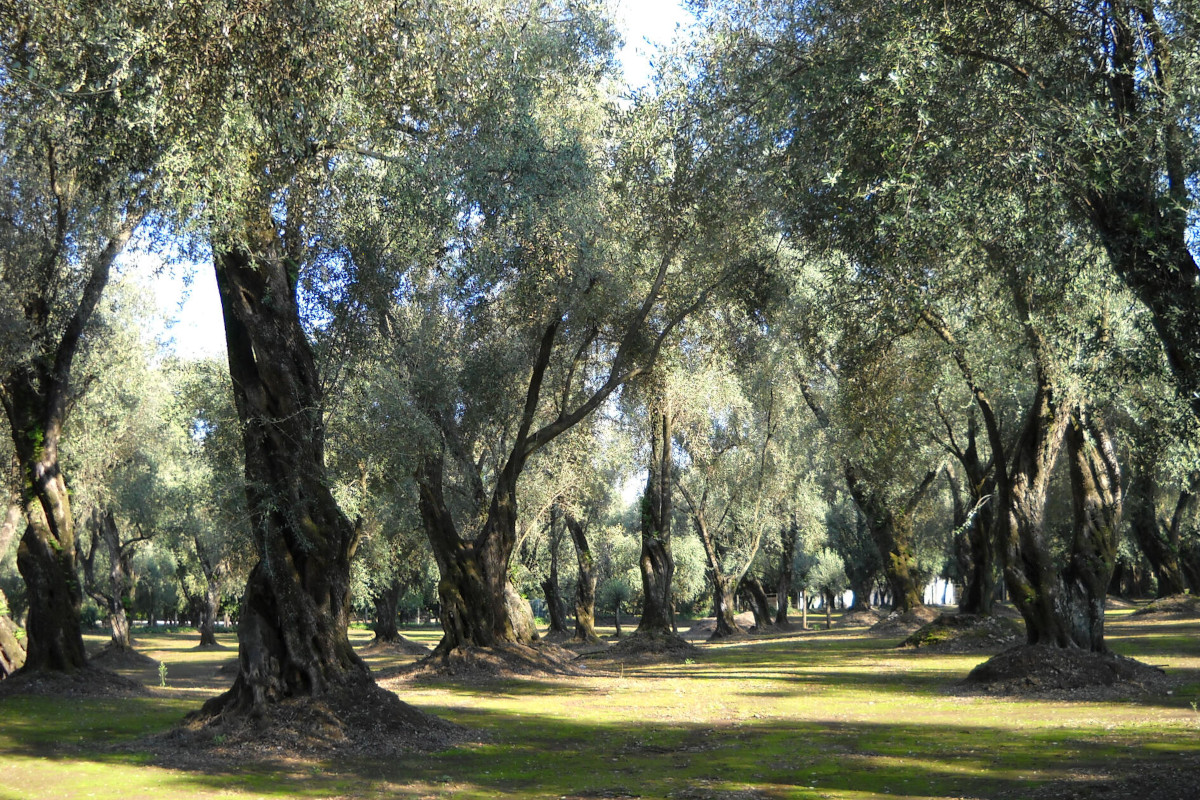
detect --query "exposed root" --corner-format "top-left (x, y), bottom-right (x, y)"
top-left (901, 613), bottom-right (1023, 654)
top-left (960, 644), bottom-right (1172, 699)
top-left (0, 664), bottom-right (149, 698)
top-left (139, 676), bottom-right (468, 765)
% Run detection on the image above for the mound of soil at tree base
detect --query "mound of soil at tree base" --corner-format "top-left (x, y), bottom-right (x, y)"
top-left (359, 635), bottom-right (431, 657)
top-left (0, 665), bottom-right (149, 699)
top-left (590, 631), bottom-right (698, 664)
top-left (1129, 594), bottom-right (1200, 618)
top-left (137, 679), bottom-right (469, 766)
top-left (868, 605), bottom-right (941, 636)
top-left (961, 644), bottom-right (1172, 699)
top-left (685, 612), bottom-right (756, 640)
top-left (900, 613), bottom-right (1024, 654)
top-left (836, 608), bottom-right (886, 628)
top-left (381, 640), bottom-right (584, 683)
top-left (89, 644), bottom-right (163, 670)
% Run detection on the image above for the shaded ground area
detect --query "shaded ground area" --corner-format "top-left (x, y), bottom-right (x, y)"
top-left (141, 679), bottom-right (469, 767)
top-left (0, 613), bottom-right (1197, 799)
top-left (0, 663), bottom-right (149, 699)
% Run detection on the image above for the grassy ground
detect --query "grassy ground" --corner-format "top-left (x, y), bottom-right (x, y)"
top-left (1, 607), bottom-right (1198, 800)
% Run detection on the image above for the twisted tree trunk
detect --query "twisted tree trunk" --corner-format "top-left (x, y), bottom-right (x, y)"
top-left (541, 504), bottom-right (569, 635)
top-left (636, 409), bottom-right (676, 635)
top-left (738, 573), bottom-right (774, 630)
top-left (1127, 459), bottom-right (1192, 597)
top-left (1061, 408), bottom-right (1122, 652)
top-left (844, 465), bottom-right (936, 614)
top-left (372, 580), bottom-right (403, 644)
top-left (774, 521), bottom-right (797, 625)
top-left (563, 510), bottom-right (601, 643)
top-left (197, 240), bottom-right (368, 717)
top-left (78, 507), bottom-right (138, 651)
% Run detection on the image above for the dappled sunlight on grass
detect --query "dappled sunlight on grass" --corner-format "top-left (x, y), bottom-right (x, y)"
top-left (2, 611), bottom-right (1198, 798)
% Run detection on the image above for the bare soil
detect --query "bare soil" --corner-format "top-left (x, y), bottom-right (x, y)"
top-left (89, 644), bottom-right (163, 670)
top-left (836, 608), bottom-right (886, 628)
top-left (901, 613), bottom-right (1024, 654)
top-left (359, 635), bottom-right (431, 657)
top-left (138, 679), bottom-right (469, 767)
top-left (588, 630), bottom-right (698, 664)
top-left (868, 605), bottom-right (941, 636)
top-left (0, 664), bottom-right (149, 698)
top-left (1129, 594), bottom-right (1200, 618)
top-left (960, 644), bottom-right (1173, 699)
top-left (685, 612), bottom-right (755, 640)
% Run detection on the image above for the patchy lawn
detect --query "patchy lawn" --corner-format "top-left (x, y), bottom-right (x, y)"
top-left (1, 608), bottom-right (1198, 799)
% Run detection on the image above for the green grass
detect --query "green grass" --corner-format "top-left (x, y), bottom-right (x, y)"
top-left (2, 611), bottom-right (1199, 799)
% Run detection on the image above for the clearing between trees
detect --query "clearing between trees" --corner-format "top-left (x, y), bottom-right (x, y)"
top-left (0, 604), bottom-right (1197, 800)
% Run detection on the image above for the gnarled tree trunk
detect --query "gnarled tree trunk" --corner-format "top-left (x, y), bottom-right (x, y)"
top-left (541, 504), bottom-right (569, 636)
top-left (372, 580), bottom-right (402, 644)
top-left (1061, 407), bottom-right (1122, 652)
top-left (197, 241), bottom-right (368, 717)
top-left (78, 507), bottom-right (138, 651)
top-left (416, 454), bottom-right (536, 654)
top-left (844, 465), bottom-right (936, 614)
top-left (738, 573), bottom-right (773, 630)
top-left (636, 409), bottom-right (676, 635)
top-left (774, 521), bottom-right (796, 625)
top-left (564, 510), bottom-right (601, 643)
top-left (943, 413), bottom-right (996, 615)
top-left (1127, 459), bottom-right (1192, 597)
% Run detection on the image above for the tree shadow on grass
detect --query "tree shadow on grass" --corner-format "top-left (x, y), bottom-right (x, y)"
top-left (4, 701), bottom-right (1199, 800)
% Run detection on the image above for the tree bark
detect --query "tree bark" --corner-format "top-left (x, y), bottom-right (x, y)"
top-left (738, 573), bottom-right (773, 630)
top-left (774, 521), bottom-right (796, 625)
top-left (197, 240), bottom-right (368, 716)
top-left (1127, 459), bottom-right (1191, 597)
top-left (541, 504), bottom-right (569, 635)
top-left (0, 589), bottom-right (25, 678)
top-left (844, 465), bottom-right (935, 613)
top-left (78, 507), bottom-right (137, 651)
top-left (1061, 407), bottom-right (1122, 652)
top-left (416, 454), bottom-right (536, 653)
top-left (370, 580), bottom-right (402, 643)
top-left (942, 412), bottom-right (996, 615)
top-left (563, 510), bottom-right (601, 643)
top-left (192, 535), bottom-right (223, 648)
top-left (636, 409), bottom-right (676, 635)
